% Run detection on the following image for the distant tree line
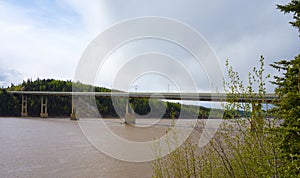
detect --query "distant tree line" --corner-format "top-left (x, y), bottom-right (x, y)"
top-left (0, 79), bottom-right (231, 118)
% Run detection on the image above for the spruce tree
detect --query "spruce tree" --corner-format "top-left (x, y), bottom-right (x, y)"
top-left (271, 0), bottom-right (300, 176)
top-left (277, 0), bottom-right (300, 33)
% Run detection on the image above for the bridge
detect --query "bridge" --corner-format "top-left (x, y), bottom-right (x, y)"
top-left (9, 91), bottom-right (279, 123)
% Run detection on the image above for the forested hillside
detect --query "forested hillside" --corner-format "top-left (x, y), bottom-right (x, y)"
top-left (0, 79), bottom-right (224, 118)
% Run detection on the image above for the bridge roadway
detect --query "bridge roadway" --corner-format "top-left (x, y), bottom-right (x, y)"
top-left (9, 91), bottom-right (279, 102)
top-left (8, 91), bottom-right (279, 122)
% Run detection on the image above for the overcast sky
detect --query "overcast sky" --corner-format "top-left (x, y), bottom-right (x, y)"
top-left (0, 0), bottom-right (299, 93)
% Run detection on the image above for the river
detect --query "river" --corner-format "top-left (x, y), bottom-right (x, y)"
top-left (0, 117), bottom-right (160, 178)
top-left (0, 117), bottom-right (226, 177)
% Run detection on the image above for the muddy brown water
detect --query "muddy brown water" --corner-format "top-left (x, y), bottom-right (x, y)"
top-left (0, 117), bottom-right (225, 178)
top-left (0, 117), bottom-right (164, 178)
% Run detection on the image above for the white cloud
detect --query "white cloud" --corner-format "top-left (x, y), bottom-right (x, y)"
top-left (89, 0), bottom-right (299, 92)
top-left (0, 1), bottom-right (89, 82)
top-left (0, 64), bottom-right (23, 87)
top-left (0, 0), bottom-right (298, 94)
top-left (0, 0), bottom-right (119, 86)
top-left (61, 0), bottom-right (112, 37)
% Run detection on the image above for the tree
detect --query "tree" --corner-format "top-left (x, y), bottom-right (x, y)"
top-left (271, 0), bottom-right (300, 176)
top-left (152, 57), bottom-right (282, 178)
top-left (277, 0), bottom-right (300, 33)
top-left (271, 55), bottom-right (300, 176)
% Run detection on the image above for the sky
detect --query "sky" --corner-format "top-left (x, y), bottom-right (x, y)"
top-left (0, 0), bottom-right (299, 94)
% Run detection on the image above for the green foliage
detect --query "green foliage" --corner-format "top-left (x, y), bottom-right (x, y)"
top-left (271, 55), bottom-right (300, 176)
top-left (218, 58), bottom-right (280, 177)
top-left (224, 56), bottom-right (270, 132)
top-left (152, 139), bottom-right (197, 178)
top-left (156, 2), bottom-right (300, 177)
top-left (0, 89), bottom-right (20, 116)
top-left (151, 57), bottom-right (282, 177)
top-left (0, 78), bottom-right (215, 118)
top-left (272, 1), bottom-right (300, 175)
top-left (277, 0), bottom-right (300, 33)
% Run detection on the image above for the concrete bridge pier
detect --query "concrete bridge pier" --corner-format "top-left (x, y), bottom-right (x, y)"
top-left (125, 99), bottom-right (135, 124)
top-left (40, 96), bottom-right (48, 118)
top-left (70, 98), bottom-right (78, 120)
top-left (21, 95), bottom-right (28, 117)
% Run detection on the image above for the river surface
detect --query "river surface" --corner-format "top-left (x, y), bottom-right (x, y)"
top-left (0, 117), bottom-right (225, 178)
top-left (0, 117), bottom-right (166, 178)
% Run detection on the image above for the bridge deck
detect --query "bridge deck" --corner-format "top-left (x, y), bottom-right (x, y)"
top-left (9, 91), bottom-right (279, 103)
